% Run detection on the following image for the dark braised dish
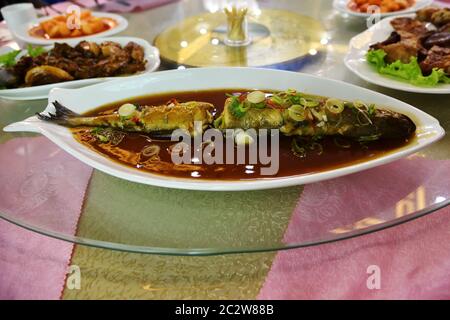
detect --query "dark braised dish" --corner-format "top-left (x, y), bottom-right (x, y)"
top-left (367, 6), bottom-right (450, 86)
top-left (0, 41), bottom-right (146, 89)
top-left (36, 89), bottom-right (417, 180)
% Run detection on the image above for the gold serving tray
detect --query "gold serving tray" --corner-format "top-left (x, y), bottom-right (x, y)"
top-left (154, 9), bottom-right (326, 68)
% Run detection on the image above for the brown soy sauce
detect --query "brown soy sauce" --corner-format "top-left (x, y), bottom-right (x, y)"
top-left (71, 89), bottom-right (413, 180)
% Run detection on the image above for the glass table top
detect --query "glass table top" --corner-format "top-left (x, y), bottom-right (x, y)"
top-left (0, 0), bottom-right (449, 255)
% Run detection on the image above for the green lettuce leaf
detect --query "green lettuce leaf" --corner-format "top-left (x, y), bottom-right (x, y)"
top-left (366, 49), bottom-right (450, 87)
top-left (0, 50), bottom-right (21, 67)
top-left (27, 44), bottom-right (45, 58)
top-left (0, 45), bottom-right (46, 68)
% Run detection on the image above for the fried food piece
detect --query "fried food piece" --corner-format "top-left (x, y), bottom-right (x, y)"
top-left (348, 0), bottom-right (414, 13)
top-left (370, 30), bottom-right (423, 64)
top-left (431, 8), bottom-right (450, 27)
top-left (33, 10), bottom-right (115, 39)
top-left (417, 7), bottom-right (450, 27)
top-left (391, 17), bottom-right (428, 36)
top-left (369, 18), bottom-right (431, 64)
top-left (420, 45), bottom-right (450, 74)
top-left (422, 31), bottom-right (450, 49)
top-left (379, 37), bottom-right (421, 63)
top-left (416, 7), bottom-right (440, 22)
top-left (24, 65), bottom-right (73, 86)
top-left (1, 41), bottom-right (147, 88)
top-left (438, 23), bottom-right (450, 33)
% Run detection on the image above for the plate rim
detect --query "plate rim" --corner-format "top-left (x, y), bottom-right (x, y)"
top-left (3, 67), bottom-right (446, 191)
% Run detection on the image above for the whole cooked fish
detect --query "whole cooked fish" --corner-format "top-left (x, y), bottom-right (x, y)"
top-left (38, 90), bottom-right (416, 142)
top-left (38, 100), bottom-right (215, 135)
top-left (214, 90), bottom-right (416, 141)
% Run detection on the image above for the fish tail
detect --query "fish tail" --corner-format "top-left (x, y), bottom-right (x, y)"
top-left (36, 101), bottom-right (81, 125)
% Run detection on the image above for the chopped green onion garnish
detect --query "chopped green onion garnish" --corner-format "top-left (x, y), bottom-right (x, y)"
top-left (118, 103), bottom-right (136, 119)
top-left (97, 135), bottom-right (109, 142)
top-left (288, 104), bottom-right (306, 122)
top-left (310, 108), bottom-right (324, 121)
top-left (252, 102), bottom-right (267, 109)
top-left (368, 104), bottom-right (376, 116)
top-left (246, 90), bottom-right (266, 104)
top-left (353, 100), bottom-right (368, 110)
top-left (300, 98), bottom-right (319, 108)
top-left (142, 145), bottom-right (160, 157)
top-left (325, 98), bottom-right (345, 114)
top-left (289, 94), bottom-right (302, 105)
top-left (358, 134), bottom-right (381, 142)
top-left (270, 95), bottom-right (284, 105)
top-left (291, 139), bottom-right (306, 158)
top-left (229, 96), bottom-right (248, 118)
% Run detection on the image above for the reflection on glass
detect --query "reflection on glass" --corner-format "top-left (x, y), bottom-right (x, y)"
top-left (331, 217), bottom-right (386, 234)
top-left (435, 196), bottom-right (446, 204)
top-left (395, 186), bottom-right (426, 218)
top-left (330, 186), bottom-right (428, 235)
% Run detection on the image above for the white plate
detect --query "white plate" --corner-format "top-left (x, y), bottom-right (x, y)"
top-left (345, 14), bottom-right (450, 94)
top-left (3, 68), bottom-right (445, 191)
top-left (0, 37), bottom-right (160, 100)
top-left (14, 12), bottom-right (128, 45)
top-left (333, 0), bottom-right (433, 18)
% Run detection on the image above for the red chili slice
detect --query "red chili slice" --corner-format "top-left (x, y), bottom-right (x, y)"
top-left (131, 116), bottom-right (141, 124)
top-left (238, 93), bottom-right (248, 102)
top-left (166, 98), bottom-right (179, 105)
top-left (267, 99), bottom-right (281, 109)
